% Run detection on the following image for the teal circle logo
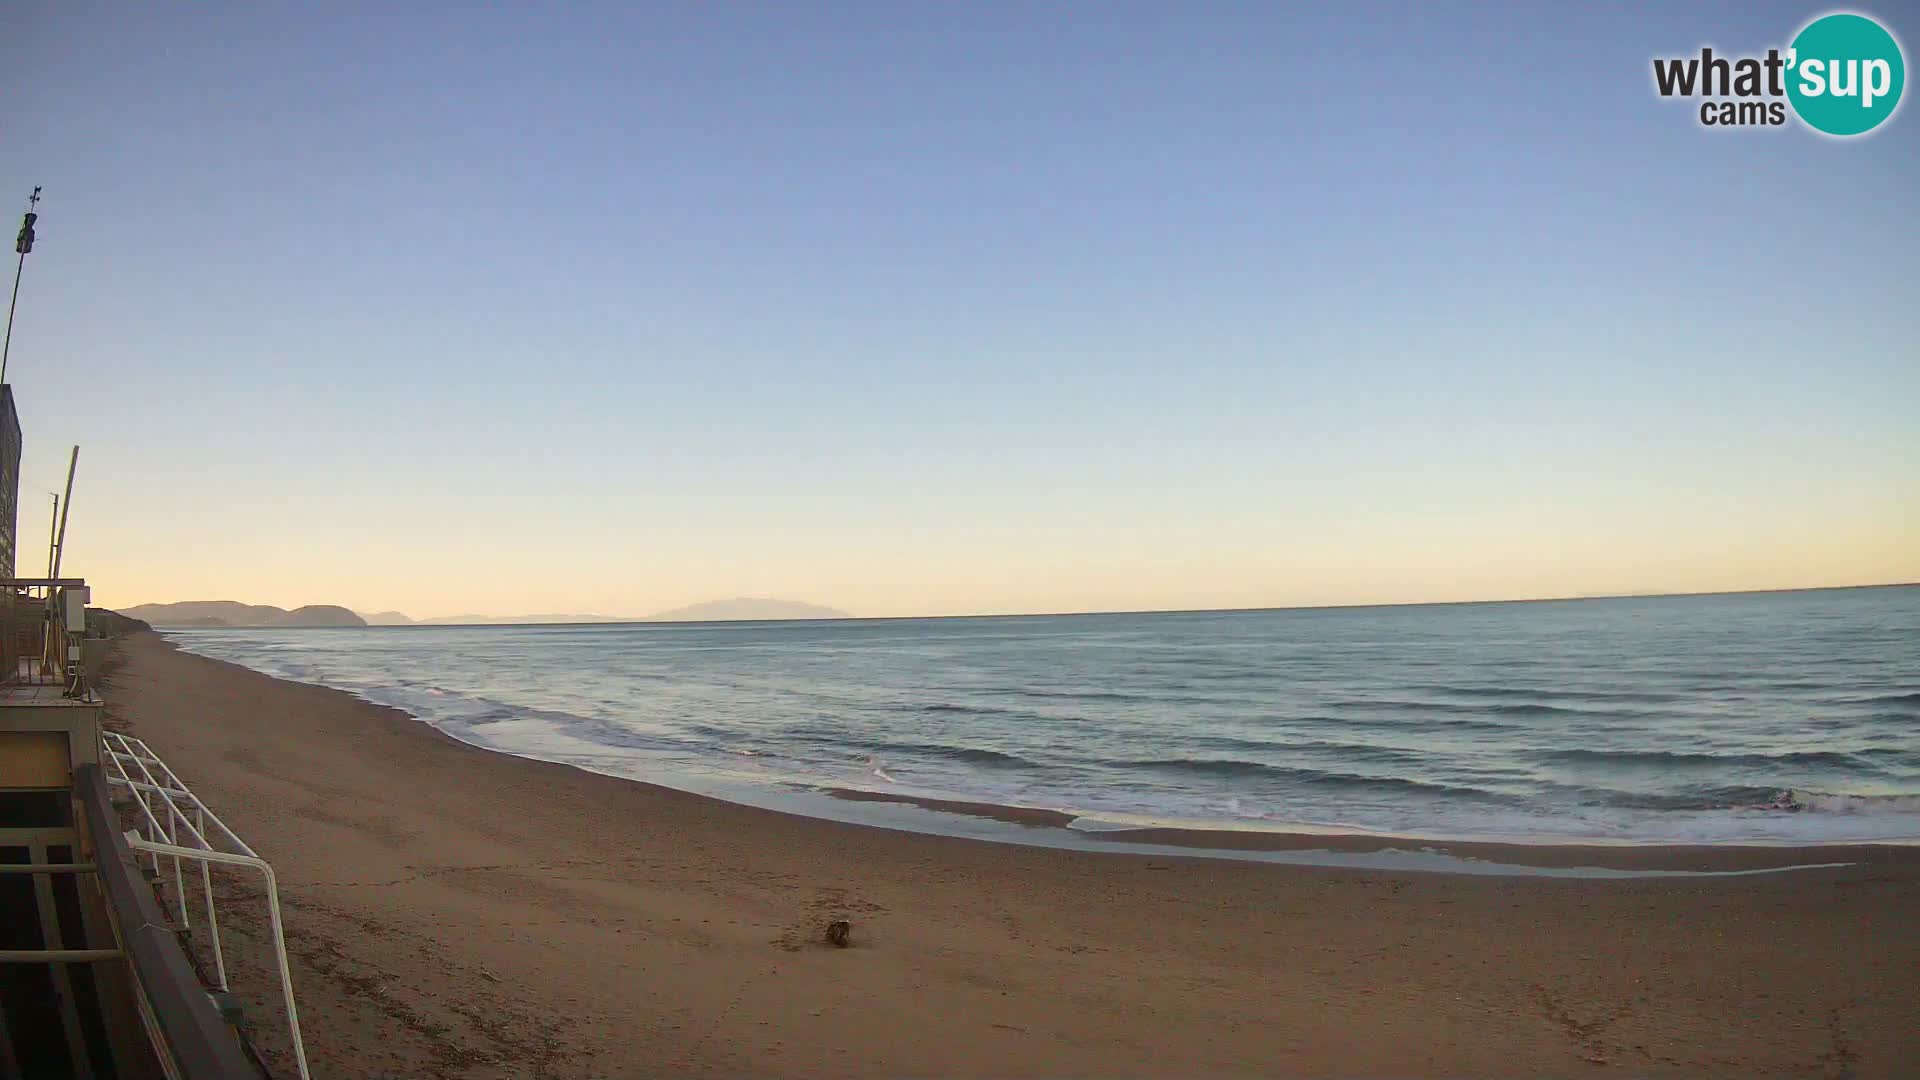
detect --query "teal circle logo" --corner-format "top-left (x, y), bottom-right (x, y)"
top-left (1786, 13), bottom-right (1905, 136)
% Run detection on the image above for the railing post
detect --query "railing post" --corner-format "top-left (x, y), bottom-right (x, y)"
top-left (196, 806), bottom-right (227, 991)
top-left (257, 859), bottom-right (310, 1080)
top-left (169, 807), bottom-right (188, 930)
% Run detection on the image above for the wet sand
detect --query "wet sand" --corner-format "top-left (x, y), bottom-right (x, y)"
top-left (101, 631), bottom-right (1918, 1077)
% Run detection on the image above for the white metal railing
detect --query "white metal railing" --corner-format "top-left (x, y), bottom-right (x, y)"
top-left (100, 731), bottom-right (311, 1080)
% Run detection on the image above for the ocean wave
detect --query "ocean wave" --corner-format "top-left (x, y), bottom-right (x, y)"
top-left (1309, 714), bottom-right (1520, 734)
top-left (1328, 698), bottom-right (1611, 719)
top-left (341, 683), bottom-right (712, 759)
top-left (1279, 740), bottom-right (1437, 767)
top-left (1599, 786), bottom-right (1792, 811)
top-left (1589, 787), bottom-right (1920, 814)
top-left (1174, 669), bottom-right (1279, 684)
top-left (1840, 691), bottom-right (1920, 710)
top-left (1785, 791), bottom-right (1920, 815)
top-left (1486, 702), bottom-right (1599, 716)
top-left (922, 702), bottom-right (1011, 717)
top-left (1004, 687), bottom-right (1162, 705)
top-left (863, 741), bottom-right (1044, 769)
top-left (1411, 684), bottom-right (1681, 705)
top-left (1123, 758), bottom-right (1505, 799)
top-left (1181, 735), bottom-right (1432, 767)
top-left (1541, 748), bottom-right (1887, 769)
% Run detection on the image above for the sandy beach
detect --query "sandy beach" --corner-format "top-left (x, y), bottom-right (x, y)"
top-left (99, 631), bottom-right (1918, 1078)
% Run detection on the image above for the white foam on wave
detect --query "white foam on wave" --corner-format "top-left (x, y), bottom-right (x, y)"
top-left (1785, 791), bottom-right (1920, 815)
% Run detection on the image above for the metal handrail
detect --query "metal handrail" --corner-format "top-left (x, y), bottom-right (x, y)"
top-left (101, 731), bottom-right (310, 1080)
top-left (76, 765), bottom-right (259, 1080)
top-left (125, 835), bottom-right (309, 1080)
top-left (110, 743), bottom-right (257, 856)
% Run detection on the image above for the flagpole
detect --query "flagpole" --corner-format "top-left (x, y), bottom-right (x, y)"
top-left (2, 187), bottom-right (43, 387)
top-left (1, 251), bottom-right (25, 386)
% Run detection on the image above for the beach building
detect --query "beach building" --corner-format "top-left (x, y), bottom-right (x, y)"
top-left (0, 380), bottom-right (300, 1078)
top-left (0, 386), bottom-right (19, 579)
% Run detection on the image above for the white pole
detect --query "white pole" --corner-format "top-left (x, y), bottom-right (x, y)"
top-left (51, 446), bottom-right (77, 579)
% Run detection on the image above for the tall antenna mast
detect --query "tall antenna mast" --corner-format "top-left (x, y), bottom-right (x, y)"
top-left (2, 186), bottom-right (43, 386)
top-left (46, 492), bottom-right (58, 577)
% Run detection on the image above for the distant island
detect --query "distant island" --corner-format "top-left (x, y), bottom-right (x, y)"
top-left (115, 597), bottom-right (849, 627)
top-left (642, 599), bottom-right (851, 622)
top-left (373, 599), bottom-right (853, 625)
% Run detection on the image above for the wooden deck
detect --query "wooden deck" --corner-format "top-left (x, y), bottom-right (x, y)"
top-left (0, 682), bottom-right (93, 706)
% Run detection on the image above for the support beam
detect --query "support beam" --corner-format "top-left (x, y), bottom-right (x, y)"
top-left (0, 994), bottom-right (19, 1079)
top-left (30, 840), bottom-right (97, 1078)
top-left (0, 948), bottom-right (122, 963)
top-left (72, 801), bottom-right (151, 1080)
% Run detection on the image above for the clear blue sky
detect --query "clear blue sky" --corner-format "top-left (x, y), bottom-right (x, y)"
top-left (3, 2), bottom-right (1916, 617)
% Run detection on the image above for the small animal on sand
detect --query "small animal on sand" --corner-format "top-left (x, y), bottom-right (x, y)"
top-left (825, 920), bottom-right (852, 947)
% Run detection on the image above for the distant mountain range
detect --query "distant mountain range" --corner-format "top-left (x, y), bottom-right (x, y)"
top-left (117, 601), bottom-right (368, 628)
top-left (116, 598), bottom-right (849, 627)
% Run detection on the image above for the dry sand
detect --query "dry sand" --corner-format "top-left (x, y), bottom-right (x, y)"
top-left (100, 631), bottom-right (1918, 1078)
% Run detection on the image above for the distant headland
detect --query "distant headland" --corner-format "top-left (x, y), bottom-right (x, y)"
top-left (116, 598), bottom-right (851, 628)
top-left (116, 601), bottom-right (368, 628)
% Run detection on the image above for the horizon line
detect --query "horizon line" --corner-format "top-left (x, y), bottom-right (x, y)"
top-left (129, 581), bottom-right (1917, 629)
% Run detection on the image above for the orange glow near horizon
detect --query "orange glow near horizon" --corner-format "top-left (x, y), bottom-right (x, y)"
top-left (48, 471), bottom-right (1920, 621)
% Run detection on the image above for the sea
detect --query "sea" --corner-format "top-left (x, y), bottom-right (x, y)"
top-left (165, 586), bottom-right (1920, 847)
